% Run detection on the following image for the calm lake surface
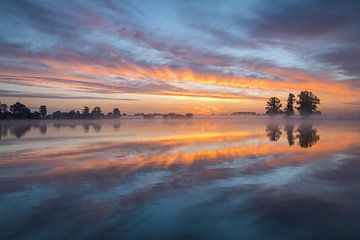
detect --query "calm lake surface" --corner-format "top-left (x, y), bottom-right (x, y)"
top-left (0, 118), bottom-right (359, 240)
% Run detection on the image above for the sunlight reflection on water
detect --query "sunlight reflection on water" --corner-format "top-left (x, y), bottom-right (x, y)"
top-left (0, 118), bottom-right (359, 239)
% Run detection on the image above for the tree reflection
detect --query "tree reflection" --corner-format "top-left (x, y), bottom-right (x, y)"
top-left (284, 124), bottom-right (295, 146)
top-left (296, 123), bottom-right (320, 148)
top-left (265, 123), bottom-right (320, 147)
top-left (92, 124), bottom-right (102, 132)
top-left (0, 125), bottom-right (9, 139)
top-left (82, 123), bottom-right (103, 133)
top-left (10, 125), bottom-right (32, 139)
top-left (265, 124), bottom-right (282, 142)
top-left (83, 124), bottom-right (90, 133)
top-left (113, 123), bottom-right (121, 131)
top-left (39, 125), bottom-right (47, 135)
top-left (53, 123), bottom-right (62, 129)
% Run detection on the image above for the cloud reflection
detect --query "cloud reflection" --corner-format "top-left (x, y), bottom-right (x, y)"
top-left (0, 120), bottom-right (359, 239)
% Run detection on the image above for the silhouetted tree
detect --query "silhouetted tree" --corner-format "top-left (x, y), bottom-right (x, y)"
top-left (83, 106), bottom-right (90, 114)
top-left (265, 97), bottom-right (282, 115)
top-left (265, 124), bottom-right (282, 141)
top-left (284, 124), bottom-right (295, 146)
top-left (91, 107), bottom-right (103, 119)
top-left (284, 93), bottom-right (295, 117)
top-left (143, 114), bottom-right (155, 119)
top-left (113, 108), bottom-right (121, 118)
top-left (0, 102), bottom-right (9, 119)
top-left (0, 102), bottom-right (7, 113)
top-left (185, 113), bottom-right (194, 118)
top-left (68, 110), bottom-right (78, 119)
top-left (296, 91), bottom-right (321, 116)
top-left (162, 112), bottom-right (193, 119)
top-left (10, 102), bottom-right (32, 119)
top-left (296, 123), bottom-right (320, 148)
top-left (82, 106), bottom-right (90, 118)
top-left (48, 107), bottom-right (117, 119)
top-left (39, 105), bottom-right (47, 119)
top-left (31, 111), bottom-right (41, 119)
top-left (52, 111), bottom-right (63, 119)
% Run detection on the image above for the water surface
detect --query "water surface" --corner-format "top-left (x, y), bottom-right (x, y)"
top-left (0, 119), bottom-right (359, 240)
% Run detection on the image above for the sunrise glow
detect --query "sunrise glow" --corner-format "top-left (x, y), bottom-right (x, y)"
top-left (1, 1), bottom-right (359, 115)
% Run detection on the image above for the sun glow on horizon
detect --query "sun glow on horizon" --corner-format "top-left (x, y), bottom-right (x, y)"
top-left (0, 1), bottom-right (359, 115)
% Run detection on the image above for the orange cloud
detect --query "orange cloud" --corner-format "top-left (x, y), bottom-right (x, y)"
top-left (1, 55), bottom-right (359, 113)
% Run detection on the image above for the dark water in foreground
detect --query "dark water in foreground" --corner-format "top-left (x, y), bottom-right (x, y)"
top-left (0, 119), bottom-right (359, 240)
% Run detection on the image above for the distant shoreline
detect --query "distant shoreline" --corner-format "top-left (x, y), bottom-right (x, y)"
top-left (1, 115), bottom-right (359, 122)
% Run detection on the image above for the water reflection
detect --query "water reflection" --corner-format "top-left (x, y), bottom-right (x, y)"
top-left (284, 124), bottom-right (295, 146)
top-left (0, 119), bottom-right (359, 239)
top-left (0, 125), bottom-right (7, 139)
top-left (0, 124), bottom-right (32, 139)
top-left (0, 121), bottom-right (320, 149)
top-left (39, 124), bottom-right (47, 135)
top-left (82, 123), bottom-right (90, 133)
top-left (264, 123), bottom-right (320, 148)
top-left (296, 123), bottom-right (320, 148)
top-left (265, 123), bottom-right (282, 142)
top-left (93, 123), bottom-right (102, 132)
top-left (0, 122), bottom-right (106, 139)
top-left (113, 123), bottom-right (121, 131)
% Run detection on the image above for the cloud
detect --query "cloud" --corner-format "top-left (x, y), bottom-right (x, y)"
top-left (247, 0), bottom-right (360, 39)
top-left (0, 89), bottom-right (136, 101)
top-left (316, 47), bottom-right (360, 79)
top-left (0, 0), bottom-right (359, 112)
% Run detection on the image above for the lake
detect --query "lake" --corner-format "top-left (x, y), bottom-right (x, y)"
top-left (0, 118), bottom-right (359, 240)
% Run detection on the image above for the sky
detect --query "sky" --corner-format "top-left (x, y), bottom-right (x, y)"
top-left (0, 0), bottom-right (359, 115)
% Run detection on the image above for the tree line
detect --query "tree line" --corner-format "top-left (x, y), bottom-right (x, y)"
top-left (265, 91), bottom-right (321, 117)
top-left (0, 101), bottom-right (195, 120)
top-left (0, 102), bottom-right (122, 120)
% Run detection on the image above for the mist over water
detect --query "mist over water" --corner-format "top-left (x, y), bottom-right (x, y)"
top-left (0, 118), bottom-right (359, 240)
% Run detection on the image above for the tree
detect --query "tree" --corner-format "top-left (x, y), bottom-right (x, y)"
top-left (112, 108), bottom-right (121, 118)
top-left (265, 97), bottom-right (282, 115)
top-left (0, 102), bottom-right (9, 119)
top-left (68, 110), bottom-right (78, 119)
top-left (82, 106), bottom-right (90, 119)
top-left (31, 111), bottom-right (41, 119)
top-left (284, 93), bottom-right (295, 117)
top-left (91, 107), bottom-right (103, 119)
top-left (296, 91), bottom-right (320, 116)
top-left (39, 105), bottom-right (47, 119)
top-left (10, 102), bottom-right (31, 119)
top-left (82, 106), bottom-right (90, 115)
top-left (52, 111), bottom-right (63, 119)
top-left (185, 113), bottom-right (194, 118)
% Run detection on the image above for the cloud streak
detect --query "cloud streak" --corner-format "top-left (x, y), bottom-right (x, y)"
top-left (0, 0), bottom-right (359, 113)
